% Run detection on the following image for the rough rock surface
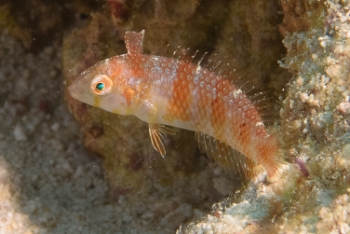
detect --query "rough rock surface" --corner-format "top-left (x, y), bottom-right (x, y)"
top-left (183, 0), bottom-right (350, 233)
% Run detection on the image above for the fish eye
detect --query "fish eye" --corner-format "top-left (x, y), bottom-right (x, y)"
top-left (96, 82), bottom-right (104, 90)
top-left (91, 75), bottom-right (113, 95)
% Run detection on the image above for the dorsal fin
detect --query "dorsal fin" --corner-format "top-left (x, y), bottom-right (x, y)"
top-left (125, 30), bottom-right (145, 55)
top-left (195, 132), bottom-right (255, 179)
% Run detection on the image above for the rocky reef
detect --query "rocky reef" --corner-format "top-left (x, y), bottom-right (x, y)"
top-left (182, 0), bottom-right (350, 233)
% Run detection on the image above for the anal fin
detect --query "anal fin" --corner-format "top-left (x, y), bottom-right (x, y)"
top-left (195, 132), bottom-right (255, 179)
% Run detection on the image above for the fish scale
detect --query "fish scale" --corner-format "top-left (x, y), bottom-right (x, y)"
top-left (68, 30), bottom-right (284, 178)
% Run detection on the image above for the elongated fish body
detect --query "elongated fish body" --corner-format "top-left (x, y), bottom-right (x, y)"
top-left (69, 30), bottom-right (282, 178)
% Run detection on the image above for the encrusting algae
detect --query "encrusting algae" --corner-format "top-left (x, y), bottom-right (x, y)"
top-left (69, 30), bottom-right (285, 179)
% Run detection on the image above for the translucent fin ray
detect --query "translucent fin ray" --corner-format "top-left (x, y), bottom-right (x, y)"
top-left (149, 124), bottom-right (178, 157)
top-left (195, 132), bottom-right (255, 178)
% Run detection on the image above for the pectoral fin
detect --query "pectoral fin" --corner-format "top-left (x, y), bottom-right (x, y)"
top-left (149, 124), bottom-right (178, 157)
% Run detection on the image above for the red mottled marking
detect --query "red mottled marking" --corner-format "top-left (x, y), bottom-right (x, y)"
top-left (122, 87), bottom-right (136, 106)
top-left (210, 79), bottom-right (232, 141)
top-left (164, 63), bottom-right (193, 122)
top-left (108, 58), bottom-right (126, 77)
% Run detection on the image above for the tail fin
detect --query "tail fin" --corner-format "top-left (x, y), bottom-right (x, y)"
top-left (262, 132), bottom-right (291, 179)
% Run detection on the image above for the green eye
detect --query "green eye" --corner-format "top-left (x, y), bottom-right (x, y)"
top-left (91, 75), bottom-right (112, 95)
top-left (96, 82), bottom-right (104, 90)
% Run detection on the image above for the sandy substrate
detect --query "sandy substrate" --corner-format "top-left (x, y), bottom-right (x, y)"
top-left (0, 30), bottom-right (112, 233)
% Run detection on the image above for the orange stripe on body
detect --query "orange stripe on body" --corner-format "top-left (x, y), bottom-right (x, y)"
top-left (120, 56), bottom-right (150, 109)
top-left (163, 63), bottom-right (193, 122)
top-left (209, 79), bottom-right (264, 157)
top-left (210, 79), bottom-right (232, 143)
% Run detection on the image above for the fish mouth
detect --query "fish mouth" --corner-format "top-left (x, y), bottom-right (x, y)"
top-left (68, 82), bottom-right (84, 101)
top-left (67, 79), bottom-right (95, 107)
top-left (68, 83), bottom-right (77, 98)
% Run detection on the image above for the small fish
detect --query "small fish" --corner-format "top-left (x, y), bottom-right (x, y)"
top-left (69, 30), bottom-right (283, 178)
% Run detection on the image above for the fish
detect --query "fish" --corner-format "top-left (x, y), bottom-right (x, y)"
top-left (68, 30), bottom-right (284, 178)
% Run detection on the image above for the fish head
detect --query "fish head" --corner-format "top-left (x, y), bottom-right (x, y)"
top-left (68, 56), bottom-right (140, 115)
